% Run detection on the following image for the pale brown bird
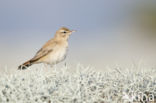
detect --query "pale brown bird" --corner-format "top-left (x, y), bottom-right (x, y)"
top-left (18, 27), bottom-right (75, 70)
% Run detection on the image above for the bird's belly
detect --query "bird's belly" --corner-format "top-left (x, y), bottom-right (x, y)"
top-left (48, 48), bottom-right (67, 64)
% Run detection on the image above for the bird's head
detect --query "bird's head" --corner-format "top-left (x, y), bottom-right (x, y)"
top-left (55, 27), bottom-right (76, 40)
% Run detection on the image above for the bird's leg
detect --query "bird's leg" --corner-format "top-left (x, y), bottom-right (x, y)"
top-left (64, 62), bottom-right (67, 67)
top-left (50, 64), bottom-right (54, 68)
top-left (43, 63), bottom-right (49, 69)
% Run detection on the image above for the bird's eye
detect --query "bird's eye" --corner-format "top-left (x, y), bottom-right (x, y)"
top-left (63, 31), bottom-right (67, 33)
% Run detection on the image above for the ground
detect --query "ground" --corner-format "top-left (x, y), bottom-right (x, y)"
top-left (0, 64), bottom-right (155, 103)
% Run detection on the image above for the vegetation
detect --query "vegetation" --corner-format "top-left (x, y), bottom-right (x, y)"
top-left (0, 65), bottom-right (155, 103)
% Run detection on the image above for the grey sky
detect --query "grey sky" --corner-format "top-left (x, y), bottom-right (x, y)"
top-left (0, 0), bottom-right (135, 31)
top-left (0, 0), bottom-right (155, 68)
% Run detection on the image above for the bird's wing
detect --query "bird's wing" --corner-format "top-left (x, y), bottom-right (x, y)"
top-left (30, 40), bottom-right (57, 62)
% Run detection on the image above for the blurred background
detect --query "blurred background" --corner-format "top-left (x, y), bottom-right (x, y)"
top-left (0, 0), bottom-right (156, 70)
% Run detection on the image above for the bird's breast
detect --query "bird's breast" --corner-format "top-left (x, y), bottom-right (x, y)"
top-left (49, 46), bottom-right (68, 64)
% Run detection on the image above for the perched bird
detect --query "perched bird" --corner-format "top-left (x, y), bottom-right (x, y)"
top-left (18, 27), bottom-right (75, 70)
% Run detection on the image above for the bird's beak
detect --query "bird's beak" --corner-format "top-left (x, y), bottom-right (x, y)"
top-left (71, 30), bottom-right (76, 33)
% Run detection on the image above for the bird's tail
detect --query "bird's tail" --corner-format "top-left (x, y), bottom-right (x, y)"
top-left (18, 60), bottom-right (34, 70)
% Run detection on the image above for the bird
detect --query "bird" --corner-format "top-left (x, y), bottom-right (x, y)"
top-left (18, 27), bottom-right (75, 70)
